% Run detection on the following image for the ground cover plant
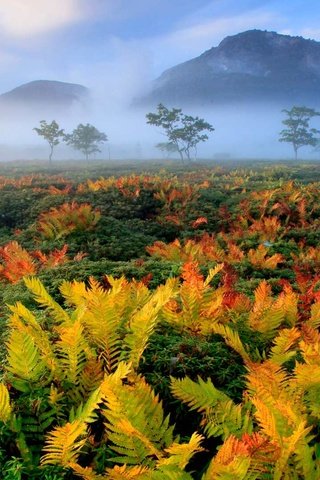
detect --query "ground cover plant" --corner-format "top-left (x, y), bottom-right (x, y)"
top-left (0, 160), bottom-right (319, 478)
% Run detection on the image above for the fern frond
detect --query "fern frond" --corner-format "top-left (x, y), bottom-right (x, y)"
top-left (307, 301), bottom-right (320, 329)
top-left (204, 400), bottom-right (252, 440)
top-left (0, 383), bottom-right (11, 422)
top-left (251, 396), bottom-right (279, 442)
top-left (70, 384), bottom-right (105, 425)
top-left (78, 359), bottom-right (104, 397)
top-left (69, 464), bottom-right (105, 480)
top-left (159, 432), bottom-right (204, 469)
top-left (6, 329), bottom-right (47, 391)
top-left (24, 277), bottom-right (70, 324)
top-left (124, 279), bottom-right (176, 369)
top-left (211, 323), bottom-right (251, 363)
top-left (8, 302), bottom-right (57, 371)
top-left (101, 373), bottom-right (174, 465)
top-left (269, 328), bottom-right (300, 365)
top-left (104, 464), bottom-right (151, 479)
top-left (273, 421), bottom-right (312, 480)
top-left (204, 263), bottom-right (224, 287)
top-left (170, 376), bottom-right (230, 413)
top-left (55, 320), bottom-right (89, 386)
top-left (41, 420), bottom-right (87, 466)
top-left (295, 363), bottom-right (320, 387)
top-left (202, 435), bottom-right (253, 480)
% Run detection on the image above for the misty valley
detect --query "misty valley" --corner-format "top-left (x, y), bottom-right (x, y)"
top-left (0, 25), bottom-right (320, 480)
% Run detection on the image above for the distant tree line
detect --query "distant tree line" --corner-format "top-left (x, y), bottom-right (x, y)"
top-left (33, 121), bottom-right (107, 163)
top-left (34, 104), bottom-right (320, 164)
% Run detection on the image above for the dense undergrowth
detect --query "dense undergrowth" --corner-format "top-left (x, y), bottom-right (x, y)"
top-left (0, 160), bottom-right (319, 478)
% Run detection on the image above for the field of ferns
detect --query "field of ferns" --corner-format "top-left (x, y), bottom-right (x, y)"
top-left (0, 160), bottom-right (319, 479)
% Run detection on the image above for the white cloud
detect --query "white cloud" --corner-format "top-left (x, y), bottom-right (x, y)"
top-left (0, 0), bottom-right (89, 38)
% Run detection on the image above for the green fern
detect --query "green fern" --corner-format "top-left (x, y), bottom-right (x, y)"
top-left (6, 329), bottom-right (48, 392)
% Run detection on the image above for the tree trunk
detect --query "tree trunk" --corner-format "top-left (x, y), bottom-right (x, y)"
top-left (178, 149), bottom-right (184, 165)
top-left (294, 146), bottom-right (298, 161)
top-left (49, 145), bottom-right (53, 164)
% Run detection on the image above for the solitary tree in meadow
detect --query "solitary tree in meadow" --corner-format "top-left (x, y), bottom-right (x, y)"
top-left (33, 120), bottom-right (65, 164)
top-left (64, 123), bottom-right (107, 161)
top-left (279, 106), bottom-right (320, 160)
top-left (146, 104), bottom-right (214, 163)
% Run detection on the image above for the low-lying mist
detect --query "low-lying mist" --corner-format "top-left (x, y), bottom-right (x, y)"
top-left (0, 87), bottom-right (319, 162)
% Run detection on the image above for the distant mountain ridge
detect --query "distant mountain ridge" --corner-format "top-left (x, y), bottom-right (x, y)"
top-left (0, 80), bottom-right (89, 111)
top-left (142, 30), bottom-right (320, 106)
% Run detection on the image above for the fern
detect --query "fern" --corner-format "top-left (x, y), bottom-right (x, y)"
top-left (24, 277), bottom-right (71, 324)
top-left (6, 329), bottom-right (47, 392)
top-left (0, 383), bottom-right (11, 422)
top-left (269, 328), bottom-right (300, 365)
top-left (41, 420), bottom-right (87, 466)
top-left (170, 376), bottom-right (230, 413)
top-left (159, 432), bottom-right (204, 469)
top-left (8, 302), bottom-right (57, 372)
top-left (124, 280), bottom-right (176, 369)
top-left (202, 435), bottom-right (254, 480)
top-left (210, 324), bottom-right (251, 364)
top-left (101, 373), bottom-right (174, 465)
top-left (55, 320), bottom-right (89, 387)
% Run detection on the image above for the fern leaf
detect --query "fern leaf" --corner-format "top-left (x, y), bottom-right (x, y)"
top-left (0, 383), bottom-right (11, 422)
top-left (101, 373), bottom-right (174, 465)
top-left (41, 420), bottom-right (87, 466)
top-left (170, 376), bottom-right (230, 413)
top-left (105, 464), bottom-right (151, 479)
top-left (8, 302), bottom-right (57, 372)
top-left (6, 329), bottom-right (47, 391)
top-left (273, 421), bottom-right (312, 480)
top-left (56, 320), bottom-right (89, 385)
top-left (211, 323), bottom-right (251, 363)
top-left (204, 400), bottom-right (252, 440)
top-left (269, 328), bottom-right (300, 365)
top-left (202, 435), bottom-right (253, 480)
top-left (70, 384), bottom-right (104, 425)
top-left (69, 464), bottom-right (105, 480)
top-left (251, 396), bottom-right (279, 442)
top-left (159, 432), bottom-right (204, 469)
top-left (307, 301), bottom-right (320, 329)
top-left (124, 279), bottom-right (176, 369)
top-left (24, 277), bottom-right (70, 324)
top-left (204, 263), bottom-right (224, 287)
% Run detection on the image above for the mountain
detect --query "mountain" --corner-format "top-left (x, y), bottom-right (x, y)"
top-left (0, 80), bottom-right (89, 113)
top-left (142, 30), bottom-right (320, 107)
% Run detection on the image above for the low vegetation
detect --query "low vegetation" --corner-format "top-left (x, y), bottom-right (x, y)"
top-left (0, 160), bottom-right (319, 479)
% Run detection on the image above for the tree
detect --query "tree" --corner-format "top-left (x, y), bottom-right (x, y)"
top-left (64, 123), bottom-right (107, 161)
top-left (155, 142), bottom-right (179, 158)
top-left (279, 106), bottom-right (320, 160)
top-left (33, 120), bottom-right (65, 164)
top-left (146, 104), bottom-right (214, 163)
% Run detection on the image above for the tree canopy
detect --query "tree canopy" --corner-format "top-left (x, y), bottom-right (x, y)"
top-left (279, 106), bottom-right (320, 160)
top-left (33, 120), bottom-right (65, 164)
top-left (65, 123), bottom-right (107, 161)
top-left (146, 104), bottom-right (214, 162)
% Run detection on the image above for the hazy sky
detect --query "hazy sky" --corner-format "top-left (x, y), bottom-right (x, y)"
top-left (1, 0), bottom-right (320, 93)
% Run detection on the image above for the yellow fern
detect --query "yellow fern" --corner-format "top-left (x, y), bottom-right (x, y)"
top-left (159, 432), bottom-right (204, 469)
top-left (0, 383), bottom-right (11, 422)
top-left (41, 420), bottom-right (87, 466)
top-left (24, 276), bottom-right (71, 324)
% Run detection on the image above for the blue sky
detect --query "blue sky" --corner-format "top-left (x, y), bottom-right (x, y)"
top-left (1, 0), bottom-right (320, 94)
